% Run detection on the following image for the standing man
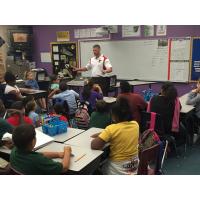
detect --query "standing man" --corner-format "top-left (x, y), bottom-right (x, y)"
top-left (74, 44), bottom-right (112, 77)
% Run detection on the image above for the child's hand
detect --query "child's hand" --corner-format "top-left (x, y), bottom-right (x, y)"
top-left (192, 89), bottom-right (197, 93)
top-left (64, 146), bottom-right (71, 153)
top-left (90, 133), bottom-right (100, 138)
top-left (58, 152), bottom-right (64, 158)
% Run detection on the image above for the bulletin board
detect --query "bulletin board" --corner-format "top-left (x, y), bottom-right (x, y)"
top-left (51, 42), bottom-right (78, 78)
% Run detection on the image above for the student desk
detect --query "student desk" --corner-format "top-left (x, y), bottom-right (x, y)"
top-left (20, 88), bottom-right (48, 100)
top-left (114, 81), bottom-right (156, 96)
top-left (179, 93), bottom-right (194, 114)
top-left (67, 79), bottom-right (86, 93)
top-left (36, 127), bottom-right (85, 143)
top-left (65, 127), bottom-right (104, 148)
top-left (36, 142), bottom-right (103, 175)
top-left (103, 97), bottom-right (117, 104)
top-left (0, 129), bottom-right (54, 161)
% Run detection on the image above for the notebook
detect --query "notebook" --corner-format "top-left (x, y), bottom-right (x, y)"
top-left (34, 129), bottom-right (54, 150)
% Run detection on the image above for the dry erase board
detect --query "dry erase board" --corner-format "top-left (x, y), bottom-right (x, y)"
top-left (80, 39), bottom-right (169, 81)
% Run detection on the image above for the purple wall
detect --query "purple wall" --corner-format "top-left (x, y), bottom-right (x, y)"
top-left (32, 25), bottom-right (200, 74)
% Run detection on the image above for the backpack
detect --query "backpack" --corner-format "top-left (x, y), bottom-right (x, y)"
top-left (139, 112), bottom-right (160, 152)
top-left (75, 102), bottom-right (90, 130)
top-left (142, 89), bottom-right (157, 102)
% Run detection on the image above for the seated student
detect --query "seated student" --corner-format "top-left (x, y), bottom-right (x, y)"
top-left (4, 71), bottom-right (24, 100)
top-left (24, 71), bottom-right (47, 110)
top-left (25, 99), bottom-right (40, 127)
top-left (186, 80), bottom-right (200, 142)
top-left (50, 74), bottom-right (60, 90)
top-left (89, 100), bottom-right (111, 129)
top-left (118, 81), bottom-right (147, 124)
top-left (81, 80), bottom-right (103, 113)
top-left (7, 101), bottom-right (33, 127)
top-left (10, 124), bottom-right (71, 175)
top-left (91, 97), bottom-right (139, 175)
top-left (24, 71), bottom-right (40, 90)
top-left (51, 103), bottom-right (68, 122)
top-left (0, 100), bottom-right (13, 147)
top-left (48, 75), bottom-right (60, 99)
top-left (148, 82), bottom-right (181, 137)
top-left (51, 82), bottom-right (79, 117)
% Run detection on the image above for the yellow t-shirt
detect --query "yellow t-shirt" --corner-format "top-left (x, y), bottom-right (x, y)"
top-left (99, 121), bottom-right (139, 162)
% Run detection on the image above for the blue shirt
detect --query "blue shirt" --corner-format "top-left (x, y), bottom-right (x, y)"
top-left (25, 80), bottom-right (39, 90)
top-left (52, 90), bottom-right (79, 115)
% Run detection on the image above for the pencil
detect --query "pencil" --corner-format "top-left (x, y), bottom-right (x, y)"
top-left (75, 154), bottom-right (86, 162)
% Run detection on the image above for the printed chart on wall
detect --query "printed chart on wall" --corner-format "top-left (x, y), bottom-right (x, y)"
top-left (169, 38), bottom-right (191, 82)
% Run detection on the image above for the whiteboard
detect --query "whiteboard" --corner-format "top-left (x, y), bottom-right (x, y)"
top-left (80, 39), bottom-right (169, 81)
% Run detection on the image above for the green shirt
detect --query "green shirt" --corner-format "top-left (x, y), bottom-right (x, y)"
top-left (89, 112), bottom-right (111, 129)
top-left (0, 118), bottom-right (13, 146)
top-left (10, 147), bottom-right (63, 175)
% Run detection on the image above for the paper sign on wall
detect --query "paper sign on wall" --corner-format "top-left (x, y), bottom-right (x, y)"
top-left (56, 31), bottom-right (70, 42)
top-left (122, 25), bottom-right (141, 37)
top-left (156, 25), bottom-right (167, 36)
top-left (53, 46), bottom-right (59, 52)
top-left (144, 25), bottom-right (154, 37)
top-left (40, 52), bottom-right (51, 63)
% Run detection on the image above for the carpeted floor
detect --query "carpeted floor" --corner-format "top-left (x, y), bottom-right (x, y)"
top-left (164, 144), bottom-right (200, 175)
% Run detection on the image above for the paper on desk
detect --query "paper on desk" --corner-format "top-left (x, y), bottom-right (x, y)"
top-left (34, 130), bottom-right (54, 150)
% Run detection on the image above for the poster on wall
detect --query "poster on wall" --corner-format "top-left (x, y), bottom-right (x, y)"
top-left (122, 25), bottom-right (141, 37)
top-left (40, 52), bottom-right (51, 63)
top-left (156, 25), bottom-right (167, 36)
top-left (144, 25), bottom-right (154, 36)
top-left (56, 31), bottom-right (70, 42)
top-left (191, 38), bottom-right (200, 80)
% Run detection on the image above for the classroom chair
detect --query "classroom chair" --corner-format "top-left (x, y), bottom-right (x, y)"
top-left (9, 166), bottom-right (23, 175)
top-left (137, 144), bottom-right (160, 175)
top-left (0, 163), bottom-right (10, 175)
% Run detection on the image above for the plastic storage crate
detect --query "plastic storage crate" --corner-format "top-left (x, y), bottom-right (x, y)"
top-left (42, 117), bottom-right (68, 136)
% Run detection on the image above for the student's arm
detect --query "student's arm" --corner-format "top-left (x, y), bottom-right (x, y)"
top-left (186, 91), bottom-right (200, 105)
top-left (35, 81), bottom-right (40, 90)
top-left (41, 145), bottom-right (71, 172)
top-left (71, 90), bottom-right (80, 99)
top-left (61, 146), bottom-right (71, 172)
top-left (94, 85), bottom-right (103, 95)
top-left (91, 129), bottom-right (110, 150)
top-left (42, 152), bottom-right (64, 159)
top-left (48, 89), bottom-right (60, 98)
top-left (8, 90), bottom-right (23, 100)
top-left (91, 137), bottom-right (106, 150)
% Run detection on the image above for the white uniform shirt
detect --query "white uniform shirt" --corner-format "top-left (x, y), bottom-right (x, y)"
top-left (85, 54), bottom-right (112, 77)
top-left (4, 84), bottom-right (20, 94)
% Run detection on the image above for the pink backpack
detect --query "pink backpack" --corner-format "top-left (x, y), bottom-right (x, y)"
top-left (139, 112), bottom-right (160, 152)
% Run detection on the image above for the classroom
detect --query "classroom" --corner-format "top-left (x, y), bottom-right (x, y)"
top-left (0, 24), bottom-right (200, 176)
